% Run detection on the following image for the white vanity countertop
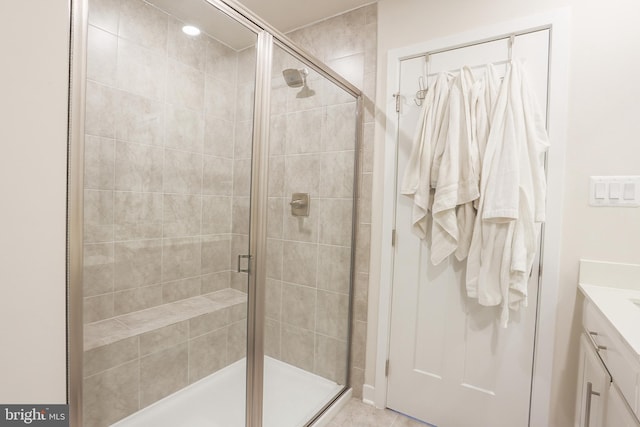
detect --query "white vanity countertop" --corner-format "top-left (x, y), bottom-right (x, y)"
top-left (578, 283), bottom-right (640, 359)
top-left (578, 259), bottom-right (640, 362)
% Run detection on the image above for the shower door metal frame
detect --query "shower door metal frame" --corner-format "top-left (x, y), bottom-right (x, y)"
top-left (67, 0), bottom-right (88, 425)
top-left (245, 30), bottom-right (272, 427)
top-left (67, 0), bottom-right (363, 426)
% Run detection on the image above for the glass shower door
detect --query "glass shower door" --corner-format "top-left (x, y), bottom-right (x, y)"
top-left (81, 0), bottom-right (258, 425)
top-left (261, 44), bottom-right (358, 427)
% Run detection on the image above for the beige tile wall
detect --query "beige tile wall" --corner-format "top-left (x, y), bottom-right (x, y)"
top-left (263, 4), bottom-right (377, 396)
top-left (83, 0), bottom-right (252, 423)
top-left (289, 4), bottom-right (375, 398)
top-left (262, 48), bottom-right (355, 386)
top-left (83, 0), bottom-right (253, 323)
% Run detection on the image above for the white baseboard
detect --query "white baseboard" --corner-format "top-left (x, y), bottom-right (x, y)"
top-left (362, 384), bottom-right (377, 407)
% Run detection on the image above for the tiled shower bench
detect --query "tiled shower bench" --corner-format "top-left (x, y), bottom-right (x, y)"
top-left (82, 288), bottom-right (247, 427)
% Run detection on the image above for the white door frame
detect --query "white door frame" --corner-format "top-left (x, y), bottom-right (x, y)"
top-left (373, 9), bottom-right (570, 427)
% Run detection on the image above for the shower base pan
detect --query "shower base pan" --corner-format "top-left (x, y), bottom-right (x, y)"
top-left (112, 356), bottom-right (343, 427)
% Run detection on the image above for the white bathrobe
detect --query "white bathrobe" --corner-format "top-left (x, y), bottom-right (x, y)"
top-left (430, 68), bottom-right (480, 265)
top-left (471, 64), bottom-right (500, 173)
top-left (465, 65), bottom-right (501, 299)
top-left (401, 73), bottom-right (451, 239)
top-left (505, 61), bottom-right (550, 315)
top-left (466, 61), bottom-right (550, 326)
top-left (465, 68), bottom-right (510, 302)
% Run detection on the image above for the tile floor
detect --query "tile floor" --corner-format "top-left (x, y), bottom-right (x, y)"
top-left (328, 399), bottom-right (430, 427)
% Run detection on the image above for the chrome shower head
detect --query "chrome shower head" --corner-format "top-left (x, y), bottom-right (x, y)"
top-left (282, 68), bottom-right (315, 98)
top-left (282, 68), bottom-right (305, 88)
top-left (296, 84), bottom-right (315, 98)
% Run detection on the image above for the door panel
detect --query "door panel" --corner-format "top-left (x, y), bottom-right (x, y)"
top-left (80, 1), bottom-right (259, 426)
top-left (261, 44), bottom-right (358, 427)
top-left (387, 30), bottom-right (550, 427)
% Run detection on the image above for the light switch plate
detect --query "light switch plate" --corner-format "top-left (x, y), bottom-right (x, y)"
top-left (590, 176), bottom-right (640, 207)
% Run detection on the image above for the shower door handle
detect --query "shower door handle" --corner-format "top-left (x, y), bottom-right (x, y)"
top-left (237, 254), bottom-right (251, 273)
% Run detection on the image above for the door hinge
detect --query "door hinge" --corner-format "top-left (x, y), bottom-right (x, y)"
top-left (538, 263), bottom-right (543, 278)
top-left (385, 359), bottom-right (390, 377)
top-left (391, 229), bottom-right (396, 247)
top-left (530, 262), bottom-right (542, 279)
top-left (394, 93), bottom-right (400, 113)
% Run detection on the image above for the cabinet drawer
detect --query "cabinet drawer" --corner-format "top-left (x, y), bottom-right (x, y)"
top-left (584, 299), bottom-right (640, 416)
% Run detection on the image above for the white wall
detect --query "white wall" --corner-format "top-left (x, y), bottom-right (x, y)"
top-left (0, 0), bottom-right (70, 403)
top-left (370, 0), bottom-right (640, 425)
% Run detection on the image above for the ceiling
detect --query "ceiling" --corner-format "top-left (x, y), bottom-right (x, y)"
top-left (237, 0), bottom-right (374, 33)
top-left (148, 0), bottom-right (375, 50)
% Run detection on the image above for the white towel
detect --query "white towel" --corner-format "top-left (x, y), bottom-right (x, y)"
top-left (431, 68), bottom-right (479, 265)
top-left (466, 65), bottom-right (501, 299)
top-left (400, 73), bottom-right (451, 239)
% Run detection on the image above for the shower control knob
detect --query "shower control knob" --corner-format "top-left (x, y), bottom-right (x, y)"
top-left (289, 193), bottom-right (310, 217)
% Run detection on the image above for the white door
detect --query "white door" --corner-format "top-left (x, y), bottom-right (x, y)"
top-left (386, 30), bottom-right (550, 427)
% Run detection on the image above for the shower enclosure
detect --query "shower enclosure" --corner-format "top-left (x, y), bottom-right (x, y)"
top-left (68, 0), bottom-right (361, 426)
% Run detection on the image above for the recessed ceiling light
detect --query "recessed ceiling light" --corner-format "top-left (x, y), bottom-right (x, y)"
top-left (182, 25), bottom-right (201, 36)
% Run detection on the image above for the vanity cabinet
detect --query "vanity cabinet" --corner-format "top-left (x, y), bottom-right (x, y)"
top-left (576, 334), bottom-right (610, 427)
top-left (576, 297), bottom-right (640, 427)
top-left (606, 384), bottom-right (640, 427)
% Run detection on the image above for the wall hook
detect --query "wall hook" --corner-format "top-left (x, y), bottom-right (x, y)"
top-left (414, 76), bottom-right (428, 106)
top-left (508, 34), bottom-right (515, 61)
